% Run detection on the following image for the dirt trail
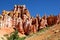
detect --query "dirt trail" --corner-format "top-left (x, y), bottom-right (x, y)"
top-left (25, 24), bottom-right (60, 40)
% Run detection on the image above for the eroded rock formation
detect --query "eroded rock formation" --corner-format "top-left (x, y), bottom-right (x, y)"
top-left (0, 5), bottom-right (60, 36)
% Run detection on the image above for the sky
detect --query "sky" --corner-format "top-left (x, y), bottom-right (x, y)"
top-left (0, 0), bottom-right (60, 17)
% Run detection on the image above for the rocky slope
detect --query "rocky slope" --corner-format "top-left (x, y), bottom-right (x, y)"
top-left (25, 24), bottom-right (60, 40)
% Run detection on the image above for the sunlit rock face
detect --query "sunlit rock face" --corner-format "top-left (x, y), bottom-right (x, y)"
top-left (0, 5), bottom-right (31, 36)
top-left (0, 4), bottom-right (60, 38)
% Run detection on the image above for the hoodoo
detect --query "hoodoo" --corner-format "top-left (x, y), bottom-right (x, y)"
top-left (0, 5), bottom-right (60, 36)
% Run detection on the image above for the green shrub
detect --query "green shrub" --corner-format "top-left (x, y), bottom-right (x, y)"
top-left (8, 29), bottom-right (26, 40)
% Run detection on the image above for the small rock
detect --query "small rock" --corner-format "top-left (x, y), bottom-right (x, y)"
top-left (55, 30), bottom-right (59, 33)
